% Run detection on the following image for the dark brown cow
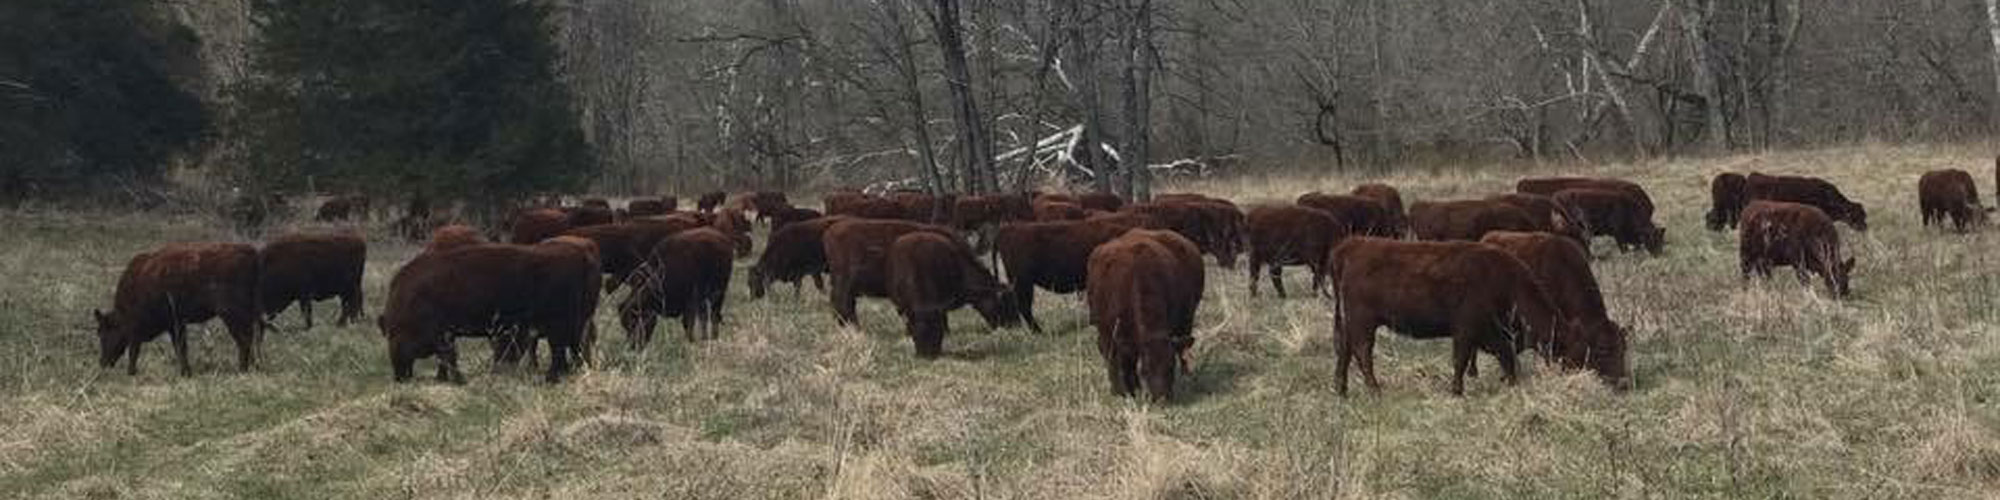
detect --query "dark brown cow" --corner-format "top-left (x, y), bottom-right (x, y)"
top-left (315, 195), bottom-right (370, 222)
top-left (1918, 168), bottom-right (1989, 232)
top-left (425, 224), bottom-right (489, 254)
top-left (1350, 183), bottom-right (1406, 229)
top-left (886, 232), bottom-right (1020, 357)
top-left (766, 206), bottom-right (824, 231)
top-left (993, 213), bottom-right (1161, 333)
top-left (94, 243), bottom-right (263, 376)
top-left (750, 216), bottom-right (848, 298)
top-left (1033, 200), bottom-right (1089, 221)
top-left (1552, 188), bottom-right (1665, 255)
top-left (696, 191), bottom-right (727, 213)
top-left (1325, 237), bottom-right (1576, 396)
top-left (1478, 231), bottom-right (1631, 388)
top-left (1486, 193), bottom-right (1586, 246)
top-left (822, 219), bottom-right (962, 326)
top-left (1087, 229), bottom-right (1204, 401)
top-left (619, 228), bottom-right (735, 347)
top-left (1245, 204), bottom-right (1347, 298)
top-left (1078, 192), bottom-right (1125, 212)
top-left (749, 191), bottom-right (791, 224)
top-left (564, 205), bottom-right (615, 228)
top-left (260, 232), bottom-right (366, 329)
top-left (511, 208), bottom-right (571, 244)
top-left (627, 198), bottom-right (673, 218)
top-left (1744, 173), bottom-right (1868, 231)
top-left (1515, 177), bottom-right (1655, 219)
top-left (1297, 192), bottom-right (1398, 237)
top-left (379, 240), bottom-right (599, 383)
top-left (1123, 200), bottom-right (1244, 268)
top-left (1408, 199), bottom-right (1541, 242)
top-left (1738, 201), bottom-right (1854, 297)
top-left (713, 208), bottom-right (754, 257)
top-left (1706, 173), bottom-right (1748, 231)
top-left (559, 217), bottom-right (705, 292)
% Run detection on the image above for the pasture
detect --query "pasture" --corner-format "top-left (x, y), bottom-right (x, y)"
top-left (7, 143), bottom-right (2000, 499)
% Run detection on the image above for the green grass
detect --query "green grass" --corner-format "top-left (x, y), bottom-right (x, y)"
top-left (7, 143), bottom-right (2000, 498)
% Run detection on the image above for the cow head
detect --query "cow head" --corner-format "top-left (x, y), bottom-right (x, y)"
top-left (1835, 257), bottom-right (1856, 297)
top-left (747, 265), bottom-right (770, 299)
top-left (1838, 203), bottom-right (1868, 231)
top-left (971, 285), bottom-right (1022, 329)
top-left (1581, 317), bottom-right (1632, 390)
top-left (1139, 339), bottom-right (1180, 402)
top-left (92, 310), bottom-right (127, 368)
top-left (1643, 226), bottom-right (1667, 255)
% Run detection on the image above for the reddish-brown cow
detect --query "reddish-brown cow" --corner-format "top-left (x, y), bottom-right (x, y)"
top-left (260, 231), bottom-right (366, 329)
top-left (1408, 200), bottom-right (1541, 242)
top-left (94, 243), bottom-right (263, 376)
top-left (1486, 193), bottom-right (1586, 246)
top-left (1918, 168), bottom-right (1989, 232)
top-left (750, 216), bottom-right (847, 298)
top-left (425, 224), bottom-right (489, 254)
top-left (1297, 192), bottom-right (1398, 237)
top-left (619, 228), bottom-right (735, 347)
top-left (1552, 188), bottom-right (1665, 255)
top-left (1706, 173), bottom-right (1748, 231)
top-left (713, 208), bottom-right (754, 257)
top-left (1033, 200), bottom-right (1089, 221)
top-left (511, 208), bottom-right (571, 244)
top-left (559, 217), bottom-right (705, 292)
top-left (1745, 173), bottom-right (1868, 231)
top-left (1350, 183), bottom-right (1406, 229)
top-left (993, 213), bottom-right (1161, 333)
top-left (1516, 177), bottom-right (1655, 219)
top-left (1738, 201), bottom-right (1855, 297)
top-left (1245, 204), bottom-right (1347, 298)
top-left (822, 219), bottom-right (963, 326)
top-left (886, 232), bottom-right (1020, 358)
top-left (379, 240), bottom-right (599, 383)
top-left (1087, 229), bottom-right (1204, 401)
top-left (1478, 231), bottom-right (1631, 388)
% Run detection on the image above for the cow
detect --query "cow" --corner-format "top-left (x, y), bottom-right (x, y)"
top-left (1516, 177), bottom-right (1655, 219)
top-left (564, 205), bottom-right (615, 228)
top-left (1078, 192), bottom-right (1125, 212)
top-left (559, 217), bottom-right (706, 293)
top-left (1123, 200), bottom-right (1244, 268)
top-left (1738, 201), bottom-right (1854, 297)
top-left (889, 191), bottom-right (942, 223)
top-left (619, 228), bottom-right (735, 347)
top-left (713, 208), bottom-right (755, 257)
top-left (425, 224), bottom-right (489, 254)
top-left (1486, 193), bottom-right (1586, 246)
top-left (886, 232), bottom-right (1020, 358)
top-left (766, 206), bottom-right (824, 231)
top-left (1918, 168), bottom-right (1989, 232)
top-left (94, 243), bottom-right (263, 376)
top-left (993, 213), bottom-right (1160, 333)
top-left (749, 191), bottom-right (791, 224)
top-left (1087, 229), bottom-right (1204, 401)
top-left (315, 195), bottom-right (370, 222)
top-left (1706, 173), bottom-right (1749, 231)
top-left (1325, 237), bottom-right (1577, 396)
top-left (822, 219), bottom-right (963, 326)
top-left (1245, 204), bottom-right (1348, 298)
top-left (1478, 231), bottom-right (1631, 388)
top-left (1297, 192), bottom-right (1398, 237)
top-left (627, 198), bottom-right (673, 218)
top-left (259, 232), bottom-right (366, 329)
top-left (951, 193), bottom-right (1035, 251)
top-left (379, 240), bottom-right (599, 383)
top-left (827, 193), bottom-right (907, 220)
top-left (1552, 188), bottom-right (1665, 255)
top-left (697, 191), bottom-right (727, 213)
top-left (511, 207), bottom-right (571, 244)
top-left (1350, 183), bottom-right (1406, 231)
top-left (1408, 199), bottom-right (1542, 242)
top-left (1745, 173), bottom-right (1868, 231)
top-left (1033, 200), bottom-right (1089, 221)
top-left (750, 216), bottom-right (847, 299)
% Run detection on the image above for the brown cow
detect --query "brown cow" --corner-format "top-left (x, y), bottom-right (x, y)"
top-left (619, 228), bottom-right (735, 347)
top-left (889, 191), bottom-right (942, 223)
top-left (822, 219), bottom-right (963, 326)
top-left (627, 198), bottom-right (672, 218)
top-left (1123, 200), bottom-right (1244, 268)
top-left (1745, 173), bottom-right (1868, 230)
top-left (1478, 231), bottom-right (1631, 388)
top-left (1326, 237), bottom-right (1576, 395)
top-left (379, 240), bottom-right (599, 383)
top-left (886, 232), bottom-right (1021, 358)
top-left (315, 195), bottom-right (370, 222)
top-left (766, 206), bottom-right (824, 231)
top-left (425, 224), bottom-right (489, 254)
top-left (1297, 192), bottom-right (1398, 237)
top-left (993, 213), bottom-right (1161, 333)
top-left (827, 193), bottom-right (908, 220)
top-left (696, 191), bottom-right (727, 213)
top-left (750, 216), bottom-right (847, 298)
top-left (1516, 177), bottom-right (1655, 219)
top-left (713, 208), bottom-right (755, 257)
top-left (1350, 183), bottom-right (1406, 229)
top-left (260, 232), bottom-right (366, 329)
top-left (1739, 201), bottom-right (1854, 297)
top-left (1087, 229), bottom-right (1204, 401)
top-left (749, 191), bottom-right (791, 224)
top-left (94, 243), bottom-right (263, 376)
top-left (1033, 200), bottom-right (1089, 221)
top-left (951, 193), bottom-right (1035, 251)
top-left (1245, 204), bottom-right (1347, 298)
top-left (1408, 200), bottom-right (1541, 242)
top-left (1487, 193), bottom-right (1586, 246)
top-left (559, 217), bottom-right (705, 293)
top-left (1706, 173), bottom-right (1748, 231)
top-left (1552, 188), bottom-right (1665, 255)
top-left (511, 208), bottom-right (571, 244)
top-left (1918, 168), bottom-right (1989, 232)
top-left (564, 205), bottom-right (615, 228)
top-left (1078, 192), bottom-right (1125, 212)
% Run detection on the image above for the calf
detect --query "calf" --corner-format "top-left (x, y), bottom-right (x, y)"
top-left (560, 217), bottom-right (705, 292)
top-left (379, 240), bottom-right (599, 383)
top-left (1087, 229), bottom-right (1205, 401)
top-left (1706, 173), bottom-right (1748, 231)
top-left (511, 207), bottom-right (571, 244)
top-left (993, 214), bottom-right (1160, 333)
top-left (1552, 188), bottom-right (1665, 255)
top-left (1738, 201), bottom-right (1854, 297)
top-left (1326, 237), bottom-right (1576, 395)
top-left (1918, 168), bottom-right (1989, 232)
top-left (750, 216), bottom-right (846, 298)
top-left (619, 228), bottom-right (735, 347)
top-left (1408, 199), bottom-right (1541, 242)
top-left (260, 231), bottom-right (366, 329)
top-left (1478, 231), bottom-right (1631, 388)
top-left (425, 224), bottom-right (489, 254)
top-left (94, 242), bottom-right (263, 376)
top-left (822, 219), bottom-right (962, 326)
top-left (1246, 204), bottom-right (1347, 298)
top-left (886, 232), bottom-right (1021, 358)
top-left (1745, 173), bottom-right (1868, 230)
top-left (1297, 192), bottom-right (1398, 237)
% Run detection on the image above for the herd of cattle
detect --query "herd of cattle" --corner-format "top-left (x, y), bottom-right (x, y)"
top-left (89, 163), bottom-right (1992, 400)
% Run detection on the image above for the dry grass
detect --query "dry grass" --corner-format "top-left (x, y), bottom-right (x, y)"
top-left (6, 143), bottom-right (2000, 498)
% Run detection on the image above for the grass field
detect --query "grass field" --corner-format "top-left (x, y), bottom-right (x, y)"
top-left (7, 143), bottom-right (2000, 499)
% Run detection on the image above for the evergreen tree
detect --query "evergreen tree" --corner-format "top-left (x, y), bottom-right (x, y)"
top-left (234, 0), bottom-right (595, 209)
top-left (0, 0), bottom-right (209, 200)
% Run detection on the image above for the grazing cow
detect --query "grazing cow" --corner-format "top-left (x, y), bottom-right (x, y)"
top-left (1918, 169), bottom-right (1989, 232)
top-left (425, 224), bottom-right (489, 254)
top-left (993, 214), bottom-right (1160, 333)
top-left (886, 232), bottom-right (1021, 357)
top-left (627, 198), bottom-right (672, 218)
top-left (1350, 183), bottom-right (1406, 230)
top-left (822, 219), bottom-right (962, 326)
top-left (750, 216), bottom-right (847, 298)
top-left (94, 243), bottom-right (263, 376)
top-left (1326, 237), bottom-right (1576, 395)
top-left (1033, 200), bottom-right (1089, 221)
top-left (1297, 192), bottom-right (1399, 237)
top-left (1078, 192), bottom-right (1126, 212)
top-left (696, 191), bottom-right (727, 213)
top-left (1478, 231), bottom-right (1631, 388)
top-left (1515, 177), bottom-right (1655, 219)
top-left (1087, 229), bottom-right (1204, 401)
top-left (511, 208), bottom-right (571, 244)
top-left (1123, 200), bottom-right (1244, 268)
top-left (1706, 173), bottom-right (1749, 231)
top-left (766, 206), bottom-right (824, 231)
top-left (1738, 201), bottom-right (1854, 297)
top-left (1745, 173), bottom-right (1868, 230)
top-left (619, 228), bottom-right (735, 347)
top-left (1245, 204), bottom-right (1348, 298)
top-left (1552, 188), bottom-right (1665, 255)
top-left (259, 232), bottom-right (366, 329)
top-left (379, 241), bottom-right (599, 383)
top-left (565, 205), bottom-right (615, 228)
top-left (559, 217), bottom-right (705, 293)
top-left (713, 208), bottom-right (754, 257)
top-left (1408, 200), bottom-right (1541, 242)
top-left (1486, 193), bottom-right (1586, 246)
top-left (315, 195), bottom-right (370, 222)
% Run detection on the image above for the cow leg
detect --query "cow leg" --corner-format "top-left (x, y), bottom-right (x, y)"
top-left (435, 339), bottom-right (466, 384)
top-left (339, 289), bottom-right (362, 327)
top-left (1016, 283), bottom-right (1045, 334)
top-left (299, 300), bottom-right (315, 330)
top-left (831, 279), bottom-right (860, 327)
top-left (1246, 257), bottom-right (1263, 298)
top-left (1270, 265), bottom-right (1288, 298)
top-left (1097, 324), bottom-right (1123, 394)
top-left (909, 313), bottom-right (946, 359)
top-left (683, 305), bottom-right (700, 343)
top-left (1449, 333), bottom-right (1476, 396)
top-left (545, 328), bottom-right (572, 384)
top-left (225, 313), bottom-right (258, 372)
top-left (1488, 335), bottom-right (1521, 386)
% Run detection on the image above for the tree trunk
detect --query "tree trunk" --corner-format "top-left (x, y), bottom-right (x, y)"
top-left (1681, 0), bottom-right (1726, 151)
top-left (1119, 0), bottom-right (1155, 201)
top-left (1067, 1), bottom-right (1111, 194)
top-left (930, 0), bottom-right (993, 194)
top-left (1985, 0), bottom-right (2000, 134)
